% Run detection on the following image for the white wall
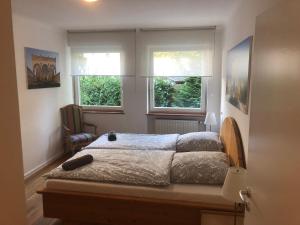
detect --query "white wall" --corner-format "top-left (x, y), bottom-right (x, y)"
top-left (221, 0), bottom-right (280, 159)
top-left (83, 29), bottom-right (224, 134)
top-left (13, 14), bottom-right (73, 176)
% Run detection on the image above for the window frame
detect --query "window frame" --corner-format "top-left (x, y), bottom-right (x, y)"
top-left (74, 75), bottom-right (124, 112)
top-left (148, 47), bottom-right (207, 114)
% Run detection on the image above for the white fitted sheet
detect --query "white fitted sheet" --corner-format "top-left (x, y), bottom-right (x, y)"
top-left (46, 179), bottom-right (233, 207)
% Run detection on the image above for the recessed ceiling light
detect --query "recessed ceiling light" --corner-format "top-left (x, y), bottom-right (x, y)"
top-left (84, 0), bottom-right (99, 2)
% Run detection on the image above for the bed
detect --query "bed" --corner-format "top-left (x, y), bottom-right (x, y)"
top-left (38, 117), bottom-right (246, 225)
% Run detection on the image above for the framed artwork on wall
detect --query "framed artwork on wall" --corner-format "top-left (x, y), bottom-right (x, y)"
top-left (226, 36), bottom-right (253, 114)
top-left (25, 47), bottom-right (60, 89)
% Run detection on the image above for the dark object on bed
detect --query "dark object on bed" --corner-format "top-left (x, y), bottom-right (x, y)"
top-left (108, 131), bottom-right (117, 141)
top-left (62, 154), bottom-right (94, 171)
top-left (60, 104), bottom-right (98, 155)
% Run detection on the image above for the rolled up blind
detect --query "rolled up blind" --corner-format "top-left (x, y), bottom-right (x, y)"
top-left (68, 30), bottom-right (136, 76)
top-left (136, 28), bottom-right (215, 77)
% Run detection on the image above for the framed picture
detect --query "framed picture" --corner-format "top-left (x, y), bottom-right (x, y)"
top-left (25, 47), bottom-right (60, 89)
top-left (226, 36), bottom-right (253, 114)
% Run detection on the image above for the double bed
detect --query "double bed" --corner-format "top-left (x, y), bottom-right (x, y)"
top-left (39, 117), bottom-right (246, 225)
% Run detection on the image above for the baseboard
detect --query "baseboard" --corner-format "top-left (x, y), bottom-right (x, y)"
top-left (24, 151), bottom-right (65, 180)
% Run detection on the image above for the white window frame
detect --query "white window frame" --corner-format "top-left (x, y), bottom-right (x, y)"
top-left (148, 47), bottom-right (207, 113)
top-left (74, 75), bottom-right (124, 111)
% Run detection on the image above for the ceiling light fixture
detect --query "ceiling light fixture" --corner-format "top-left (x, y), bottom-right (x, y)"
top-left (84, 0), bottom-right (99, 2)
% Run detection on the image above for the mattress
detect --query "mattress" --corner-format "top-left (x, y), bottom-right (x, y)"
top-left (46, 179), bottom-right (234, 207)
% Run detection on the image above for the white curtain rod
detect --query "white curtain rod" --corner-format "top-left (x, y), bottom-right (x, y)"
top-left (68, 26), bottom-right (216, 34)
top-left (139, 26), bottom-right (216, 32)
top-left (67, 29), bottom-right (136, 33)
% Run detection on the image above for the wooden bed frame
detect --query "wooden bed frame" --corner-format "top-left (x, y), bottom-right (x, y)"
top-left (38, 117), bottom-right (246, 225)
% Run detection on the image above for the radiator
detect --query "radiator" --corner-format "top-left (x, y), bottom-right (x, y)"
top-left (154, 119), bottom-right (201, 134)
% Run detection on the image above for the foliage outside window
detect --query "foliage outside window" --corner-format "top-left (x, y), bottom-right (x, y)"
top-left (79, 76), bottom-right (121, 107)
top-left (154, 77), bottom-right (201, 109)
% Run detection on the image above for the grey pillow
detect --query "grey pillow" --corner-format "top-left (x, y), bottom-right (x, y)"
top-left (176, 132), bottom-right (223, 152)
top-left (171, 152), bottom-right (229, 185)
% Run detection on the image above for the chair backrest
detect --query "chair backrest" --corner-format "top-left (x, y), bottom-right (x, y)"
top-left (60, 104), bottom-right (83, 135)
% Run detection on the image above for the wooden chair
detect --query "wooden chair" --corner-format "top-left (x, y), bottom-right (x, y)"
top-left (60, 104), bottom-right (98, 154)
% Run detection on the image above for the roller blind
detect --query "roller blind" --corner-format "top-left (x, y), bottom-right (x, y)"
top-left (68, 28), bottom-right (215, 77)
top-left (136, 29), bottom-right (215, 77)
top-left (68, 31), bottom-right (136, 76)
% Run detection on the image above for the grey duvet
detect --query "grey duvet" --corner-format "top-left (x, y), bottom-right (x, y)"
top-left (45, 149), bottom-right (175, 186)
top-left (84, 133), bottom-right (179, 151)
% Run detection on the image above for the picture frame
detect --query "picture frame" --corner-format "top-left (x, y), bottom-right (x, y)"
top-left (226, 37), bottom-right (253, 114)
top-left (25, 47), bottom-right (60, 89)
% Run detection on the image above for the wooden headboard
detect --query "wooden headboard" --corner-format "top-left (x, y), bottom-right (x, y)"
top-left (220, 117), bottom-right (246, 169)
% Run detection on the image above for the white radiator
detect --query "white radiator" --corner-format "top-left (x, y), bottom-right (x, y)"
top-left (155, 119), bottom-right (200, 134)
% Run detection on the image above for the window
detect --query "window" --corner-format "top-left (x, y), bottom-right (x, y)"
top-left (70, 29), bottom-right (214, 114)
top-left (74, 52), bottom-right (123, 109)
top-left (70, 30), bottom-right (136, 111)
top-left (149, 50), bottom-right (206, 113)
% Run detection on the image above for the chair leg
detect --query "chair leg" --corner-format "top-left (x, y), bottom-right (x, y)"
top-left (66, 141), bottom-right (75, 156)
top-left (71, 145), bottom-right (76, 156)
top-left (63, 141), bottom-right (68, 153)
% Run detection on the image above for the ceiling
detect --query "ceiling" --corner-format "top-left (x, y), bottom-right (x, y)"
top-left (12, 0), bottom-right (240, 30)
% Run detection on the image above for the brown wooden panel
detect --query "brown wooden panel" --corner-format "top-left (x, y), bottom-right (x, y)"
top-left (245, 1), bottom-right (300, 224)
top-left (220, 117), bottom-right (246, 168)
top-left (39, 189), bottom-right (243, 225)
top-left (42, 191), bottom-right (202, 225)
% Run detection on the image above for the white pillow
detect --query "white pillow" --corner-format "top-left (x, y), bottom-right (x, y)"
top-left (176, 132), bottom-right (223, 152)
top-left (171, 151), bottom-right (229, 185)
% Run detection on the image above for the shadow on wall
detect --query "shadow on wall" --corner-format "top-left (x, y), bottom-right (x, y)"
top-left (46, 126), bottom-right (63, 159)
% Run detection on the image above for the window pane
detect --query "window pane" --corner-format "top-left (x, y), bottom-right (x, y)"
top-left (79, 76), bottom-right (121, 107)
top-left (154, 77), bottom-right (201, 109)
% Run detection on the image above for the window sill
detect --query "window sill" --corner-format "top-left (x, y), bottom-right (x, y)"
top-left (83, 109), bottom-right (125, 115)
top-left (147, 111), bottom-right (206, 118)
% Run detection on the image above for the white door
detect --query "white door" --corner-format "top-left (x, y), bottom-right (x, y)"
top-left (245, 1), bottom-right (300, 225)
